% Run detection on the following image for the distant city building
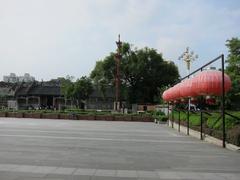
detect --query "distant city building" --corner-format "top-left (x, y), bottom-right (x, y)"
top-left (3, 73), bottom-right (35, 83)
top-left (18, 73), bottom-right (35, 82)
top-left (202, 66), bottom-right (217, 71)
top-left (209, 66), bottom-right (216, 70)
top-left (3, 73), bottom-right (18, 83)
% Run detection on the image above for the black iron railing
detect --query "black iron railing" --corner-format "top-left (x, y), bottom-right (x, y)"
top-left (167, 54), bottom-right (239, 148)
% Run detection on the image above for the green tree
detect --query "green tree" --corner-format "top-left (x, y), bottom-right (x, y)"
top-left (225, 37), bottom-right (240, 108)
top-left (73, 76), bottom-right (93, 108)
top-left (59, 76), bottom-right (75, 100)
top-left (91, 43), bottom-right (179, 104)
top-left (90, 60), bottom-right (111, 99)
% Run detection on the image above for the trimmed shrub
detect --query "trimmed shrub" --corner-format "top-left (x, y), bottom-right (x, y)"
top-left (42, 113), bottom-right (59, 119)
top-left (0, 112), bottom-right (6, 117)
top-left (7, 112), bottom-right (17, 117)
top-left (59, 114), bottom-right (70, 120)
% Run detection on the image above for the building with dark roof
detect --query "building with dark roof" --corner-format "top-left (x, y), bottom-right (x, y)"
top-left (0, 81), bottom-right (115, 110)
top-left (0, 82), bottom-right (15, 108)
top-left (14, 81), bottom-right (64, 110)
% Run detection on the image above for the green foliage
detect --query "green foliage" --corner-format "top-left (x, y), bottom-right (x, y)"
top-left (189, 114), bottom-right (201, 126)
top-left (152, 111), bottom-right (168, 122)
top-left (206, 112), bottom-right (240, 130)
top-left (91, 42), bottom-right (179, 104)
top-left (74, 76), bottom-right (93, 102)
top-left (170, 110), bottom-right (240, 130)
top-left (59, 76), bottom-right (93, 108)
top-left (172, 111), bottom-right (187, 121)
top-left (170, 110), bottom-right (240, 146)
top-left (73, 76), bottom-right (93, 100)
top-left (59, 76), bottom-right (75, 99)
top-left (206, 113), bottom-right (221, 129)
top-left (225, 37), bottom-right (240, 109)
top-left (171, 111), bottom-right (200, 125)
top-left (64, 108), bottom-right (111, 115)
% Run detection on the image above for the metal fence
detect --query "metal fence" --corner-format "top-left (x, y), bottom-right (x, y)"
top-left (167, 54), bottom-right (240, 147)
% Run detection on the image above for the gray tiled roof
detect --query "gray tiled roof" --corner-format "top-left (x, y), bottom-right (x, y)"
top-left (16, 83), bottom-right (62, 96)
top-left (29, 85), bottom-right (61, 96)
top-left (0, 81), bottom-right (115, 98)
top-left (0, 82), bottom-right (15, 96)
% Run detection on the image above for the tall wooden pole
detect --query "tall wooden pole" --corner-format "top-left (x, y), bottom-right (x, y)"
top-left (115, 35), bottom-right (122, 111)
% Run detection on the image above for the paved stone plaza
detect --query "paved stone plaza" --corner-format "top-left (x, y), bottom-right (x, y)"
top-left (0, 118), bottom-right (239, 180)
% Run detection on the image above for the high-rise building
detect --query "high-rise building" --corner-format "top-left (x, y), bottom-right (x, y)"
top-left (3, 73), bottom-right (35, 83)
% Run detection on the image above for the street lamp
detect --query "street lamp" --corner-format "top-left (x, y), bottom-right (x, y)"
top-left (178, 47), bottom-right (198, 135)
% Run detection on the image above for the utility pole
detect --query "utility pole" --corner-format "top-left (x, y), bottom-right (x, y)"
top-left (114, 34), bottom-right (122, 111)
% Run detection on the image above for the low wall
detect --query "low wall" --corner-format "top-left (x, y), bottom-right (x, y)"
top-left (0, 112), bottom-right (153, 122)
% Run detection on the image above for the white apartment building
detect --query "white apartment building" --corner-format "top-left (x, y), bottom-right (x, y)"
top-left (3, 73), bottom-right (35, 83)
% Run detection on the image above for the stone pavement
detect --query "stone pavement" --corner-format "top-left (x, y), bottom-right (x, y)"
top-left (0, 118), bottom-right (239, 180)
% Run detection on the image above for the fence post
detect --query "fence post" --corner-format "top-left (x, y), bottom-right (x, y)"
top-left (178, 110), bottom-right (180, 132)
top-left (200, 111), bottom-right (203, 140)
top-left (167, 103), bottom-right (170, 127)
top-left (187, 108), bottom-right (190, 135)
top-left (221, 54), bottom-right (226, 148)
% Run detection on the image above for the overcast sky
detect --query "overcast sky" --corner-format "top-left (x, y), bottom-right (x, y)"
top-left (0, 0), bottom-right (239, 81)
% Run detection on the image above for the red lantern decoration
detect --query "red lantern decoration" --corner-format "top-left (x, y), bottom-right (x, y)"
top-left (179, 79), bottom-right (198, 98)
top-left (171, 83), bottom-right (181, 100)
top-left (162, 84), bottom-right (181, 102)
top-left (162, 88), bottom-right (173, 102)
top-left (162, 91), bottom-right (167, 101)
top-left (193, 70), bottom-right (231, 96)
top-left (168, 87), bottom-right (174, 101)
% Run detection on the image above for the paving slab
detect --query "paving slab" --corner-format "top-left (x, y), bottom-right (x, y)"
top-left (51, 167), bottom-right (76, 175)
top-left (73, 168), bottom-right (96, 176)
top-left (0, 118), bottom-right (239, 180)
top-left (116, 170), bottom-right (138, 177)
top-left (94, 169), bottom-right (117, 176)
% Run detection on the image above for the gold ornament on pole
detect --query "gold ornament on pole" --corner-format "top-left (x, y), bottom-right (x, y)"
top-left (178, 47), bottom-right (198, 73)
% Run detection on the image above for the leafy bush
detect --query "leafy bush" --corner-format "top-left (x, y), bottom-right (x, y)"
top-left (189, 114), bottom-right (201, 126)
top-left (152, 111), bottom-right (168, 122)
top-left (207, 112), bottom-right (240, 130)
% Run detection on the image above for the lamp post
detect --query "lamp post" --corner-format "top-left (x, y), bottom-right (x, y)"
top-left (114, 34), bottom-right (122, 111)
top-left (178, 47), bottom-right (198, 135)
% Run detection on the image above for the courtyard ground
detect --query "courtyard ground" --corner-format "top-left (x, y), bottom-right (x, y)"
top-left (0, 118), bottom-right (239, 180)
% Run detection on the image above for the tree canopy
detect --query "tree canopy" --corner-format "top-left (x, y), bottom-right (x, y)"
top-left (59, 75), bottom-right (75, 100)
top-left (59, 76), bottom-right (93, 108)
top-left (225, 37), bottom-right (240, 108)
top-left (74, 76), bottom-right (93, 103)
top-left (91, 43), bottom-right (179, 104)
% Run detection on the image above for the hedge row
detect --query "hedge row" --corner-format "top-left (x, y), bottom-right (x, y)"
top-left (0, 111), bottom-right (153, 122)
